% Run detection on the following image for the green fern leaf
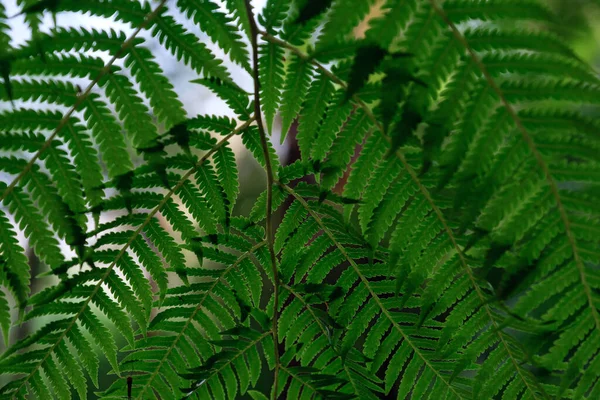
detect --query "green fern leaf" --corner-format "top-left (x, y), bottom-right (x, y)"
top-left (242, 126), bottom-right (281, 174)
top-left (274, 200), bottom-right (307, 253)
top-left (259, 41), bottom-right (285, 134)
top-left (93, 286), bottom-right (135, 346)
top-left (180, 327), bottom-right (270, 398)
top-left (443, 0), bottom-right (555, 23)
top-left (214, 144), bottom-right (239, 217)
top-left (1, 183), bottom-right (64, 269)
top-left (177, 0), bottom-right (251, 71)
top-left (125, 46), bottom-right (187, 129)
top-left (365, 0), bottom-right (418, 49)
top-left (358, 157), bottom-right (402, 235)
top-left (279, 53), bottom-right (313, 143)
top-left (225, 0), bottom-right (251, 39)
top-left (196, 162), bottom-right (228, 228)
top-left (81, 308), bottom-right (119, 372)
top-left (162, 197), bottom-right (198, 242)
top-left (297, 71), bottom-right (334, 159)
top-left (82, 94), bottom-right (133, 178)
top-left (186, 114), bottom-right (238, 135)
top-left (43, 142), bottom-right (86, 216)
top-left (153, 14), bottom-right (231, 82)
top-left (1, 1), bottom-right (599, 398)
top-left (145, 218), bottom-right (188, 284)
top-left (101, 69), bottom-right (159, 149)
top-left (55, 340), bottom-right (86, 399)
top-left (311, 89), bottom-right (354, 161)
top-left (192, 77), bottom-right (253, 120)
top-left (176, 181), bottom-right (218, 235)
top-left (61, 122), bottom-right (104, 207)
top-left (317, 0), bottom-right (375, 48)
top-left (260, 0), bottom-right (291, 33)
top-left (0, 291), bottom-right (9, 346)
top-left (464, 26), bottom-right (579, 57)
top-left (0, 209), bottom-right (31, 309)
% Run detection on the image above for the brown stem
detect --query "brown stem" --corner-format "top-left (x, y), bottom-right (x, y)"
top-left (243, 2), bottom-right (281, 399)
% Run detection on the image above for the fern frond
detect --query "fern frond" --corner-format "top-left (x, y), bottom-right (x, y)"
top-left (270, 15), bottom-right (568, 396)
top-left (311, 89), bottom-right (354, 162)
top-left (1, 183), bottom-right (65, 270)
top-left (1, 1), bottom-right (598, 398)
top-left (242, 125), bottom-right (281, 173)
top-left (176, 180), bottom-right (218, 235)
top-left (278, 52), bottom-right (313, 143)
top-left (297, 71), bottom-right (334, 159)
top-left (214, 144), bottom-right (239, 217)
top-left (153, 13), bottom-right (232, 82)
top-left (443, 0), bottom-right (555, 23)
top-left (82, 94), bottom-right (134, 178)
top-left (0, 208), bottom-right (30, 310)
top-left (181, 327), bottom-right (271, 398)
top-left (0, 115), bottom-right (249, 398)
top-left (102, 68), bottom-right (159, 149)
top-left (317, 0), bottom-right (375, 48)
top-left (61, 122), bottom-right (104, 207)
top-left (279, 183), bottom-right (471, 399)
top-left (177, 0), bottom-right (251, 71)
top-left (192, 77), bottom-right (253, 120)
top-left (187, 114), bottom-right (238, 135)
top-left (225, 0), bottom-right (252, 39)
top-left (259, 41), bottom-right (285, 134)
top-left (59, 0), bottom-right (152, 25)
top-left (364, 0), bottom-right (419, 50)
top-left (260, 0), bottom-right (291, 34)
top-left (321, 109), bottom-right (373, 190)
top-left (125, 46), bottom-right (187, 129)
top-left (424, 2), bottom-right (600, 397)
top-left (104, 238), bottom-right (265, 399)
top-left (195, 161), bottom-right (228, 227)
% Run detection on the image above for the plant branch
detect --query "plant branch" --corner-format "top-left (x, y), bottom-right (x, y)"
top-left (244, 3), bottom-right (281, 399)
top-left (0, 0), bottom-right (169, 205)
top-left (280, 283), bottom-right (362, 396)
top-left (9, 118), bottom-right (254, 398)
top-left (277, 181), bottom-right (465, 399)
top-left (138, 240), bottom-right (267, 399)
top-left (429, 0), bottom-right (600, 338)
top-left (262, 30), bottom-right (548, 398)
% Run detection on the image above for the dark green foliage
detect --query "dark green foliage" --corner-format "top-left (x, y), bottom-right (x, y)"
top-left (343, 43), bottom-right (387, 103)
top-left (0, 0), bottom-right (599, 399)
top-left (12, 0), bottom-right (61, 18)
top-left (192, 77), bottom-right (253, 120)
top-left (293, 0), bottom-right (334, 25)
top-left (259, 41), bottom-right (285, 134)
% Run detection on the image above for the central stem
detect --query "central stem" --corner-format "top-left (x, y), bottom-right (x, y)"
top-left (243, 2), bottom-right (281, 398)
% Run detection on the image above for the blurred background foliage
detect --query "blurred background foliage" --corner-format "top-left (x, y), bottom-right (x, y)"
top-left (546, 0), bottom-right (600, 63)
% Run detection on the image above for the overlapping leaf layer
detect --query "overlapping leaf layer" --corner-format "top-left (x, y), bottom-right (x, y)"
top-left (0, 0), bottom-right (598, 399)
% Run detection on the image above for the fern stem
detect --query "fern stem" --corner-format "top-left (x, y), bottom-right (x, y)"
top-left (280, 283), bottom-right (361, 396)
top-left (138, 240), bottom-right (267, 399)
top-left (429, 0), bottom-right (600, 339)
top-left (277, 181), bottom-right (466, 399)
top-left (263, 30), bottom-right (549, 398)
top-left (281, 283), bottom-right (327, 334)
top-left (9, 119), bottom-right (254, 398)
top-left (279, 365), bottom-right (324, 395)
top-left (201, 330), bottom-right (272, 387)
top-left (0, 0), bottom-right (169, 205)
top-left (244, 2), bottom-right (281, 399)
